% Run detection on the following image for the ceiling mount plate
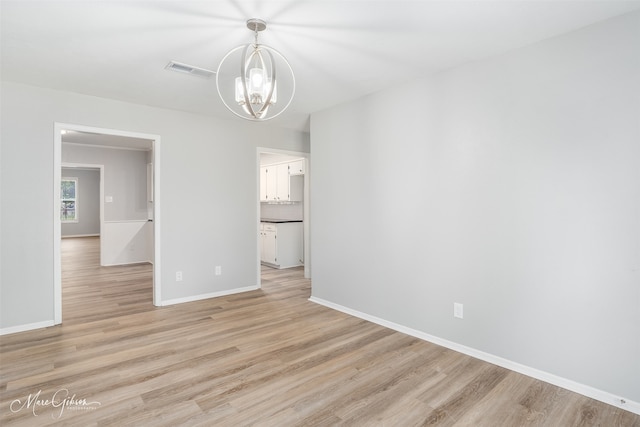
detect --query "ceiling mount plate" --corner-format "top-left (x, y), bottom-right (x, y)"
top-left (246, 18), bottom-right (266, 32)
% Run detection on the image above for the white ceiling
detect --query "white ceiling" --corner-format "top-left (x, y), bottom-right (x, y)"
top-left (2, 1), bottom-right (640, 132)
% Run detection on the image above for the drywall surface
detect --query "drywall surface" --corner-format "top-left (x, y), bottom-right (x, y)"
top-left (101, 220), bottom-right (152, 265)
top-left (311, 12), bottom-right (639, 402)
top-left (0, 81), bottom-right (309, 329)
top-left (63, 145), bottom-right (148, 221)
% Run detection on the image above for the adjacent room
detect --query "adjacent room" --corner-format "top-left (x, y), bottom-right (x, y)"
top-left (1, 1), bottom-right (639, 424)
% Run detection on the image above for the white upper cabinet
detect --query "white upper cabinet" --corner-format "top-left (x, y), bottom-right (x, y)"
top-left (289, 159), bottom-right (305, 175)
top-left (260, 159), bottom-right (305, 202)
top-left (275, 164), bottom-right (290, 201)
top-left (260, 165), bottom-right (279, 202)
top-left (260, 166), bottom-right (268, 201)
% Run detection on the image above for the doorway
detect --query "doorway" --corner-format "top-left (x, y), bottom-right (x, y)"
top-left (54, 123), bottom-right (162, 324)
top-left (257, 148), bottom-right (310, 287)
top-left (60, 164), bottom-right (103, 239)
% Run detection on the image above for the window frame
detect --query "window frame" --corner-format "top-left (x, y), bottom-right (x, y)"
top-left (60, 177), bottom-right (79, 223)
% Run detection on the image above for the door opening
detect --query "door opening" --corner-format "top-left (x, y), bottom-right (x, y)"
top-left (54, 123), bottom-right (162, 324)
top-left (256, 148), bottom-right (310, 287)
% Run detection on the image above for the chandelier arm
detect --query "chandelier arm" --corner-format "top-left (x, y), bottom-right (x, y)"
top-left (255, 49), bottom-right (270, 118)
top-left (257, 48), bottom-right (277, 116)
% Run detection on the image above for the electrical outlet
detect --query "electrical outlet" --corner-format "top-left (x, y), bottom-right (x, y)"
top-left (215, 266), bottom-right (222, 276)
top-left (454, 302), bottom-right (464, 319)
top-left (176, 271), bottom-right (183, 282)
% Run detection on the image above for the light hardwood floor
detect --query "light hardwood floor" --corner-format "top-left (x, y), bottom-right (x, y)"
top-left (1, 237), bottom-right (638, 426)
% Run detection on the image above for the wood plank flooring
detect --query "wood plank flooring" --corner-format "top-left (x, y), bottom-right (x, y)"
top-left (1, 237), bottom-right (638, 426)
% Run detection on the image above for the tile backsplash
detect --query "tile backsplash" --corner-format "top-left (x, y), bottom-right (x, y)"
top-left (261, 202), bottom-right (303, 221)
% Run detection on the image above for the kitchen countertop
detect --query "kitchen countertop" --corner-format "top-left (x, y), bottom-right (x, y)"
top-left (260, 219), bottom-right (303, 223)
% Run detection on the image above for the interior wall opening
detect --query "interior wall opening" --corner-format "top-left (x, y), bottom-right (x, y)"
top-left (257, 148), bottom-right (310, 287)
top-left (54, 123), bottom-right (161, 324)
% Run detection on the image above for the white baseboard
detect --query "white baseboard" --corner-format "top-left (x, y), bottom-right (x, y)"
top-left (160, 285), bottom-right (260, 306)
top-left (0, 320), bottom-right (55, 336)
top-left (101, 260), bottom-right (153, 267)
top-left (61, 234), bottom-right (100, 238)
top-left (308, 296), bottom-right (640, 416)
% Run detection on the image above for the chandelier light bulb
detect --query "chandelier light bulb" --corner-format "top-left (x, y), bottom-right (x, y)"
top-left (249, 68), bottom-right (264, 96)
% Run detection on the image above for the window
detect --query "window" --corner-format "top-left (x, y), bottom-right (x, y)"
top-left (61, 177), bottom-right (78, 222)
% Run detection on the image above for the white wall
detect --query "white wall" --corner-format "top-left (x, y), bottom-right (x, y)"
top-left (310, 11), bottom-right (640, 405)
top-left (0, 82), bottom-right (309, 329)
top-left (101, 220), bottom-right (152, 266)
top-left (261, 202), bottom-right (303, 221)
top-left (63, 145), bottom-right (148, 221)
top-left (61, 167), bottom-right (100, 237)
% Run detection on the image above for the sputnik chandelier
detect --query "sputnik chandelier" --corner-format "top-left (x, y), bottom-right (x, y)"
top-left (216, 19), bottom-right (295, 121)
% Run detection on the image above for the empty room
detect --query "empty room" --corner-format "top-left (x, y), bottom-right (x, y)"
top-left (1, 1), bottom-right (639, 425)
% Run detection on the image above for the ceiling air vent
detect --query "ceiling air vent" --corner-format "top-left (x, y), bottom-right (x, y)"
top-left (165, 61), bottom-right (215, 79)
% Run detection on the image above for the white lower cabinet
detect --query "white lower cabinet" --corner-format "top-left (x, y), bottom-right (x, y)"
top-left (261, 223), bottom-right (277, 265)
top-left (260, 222), bottom-right (303, 269)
